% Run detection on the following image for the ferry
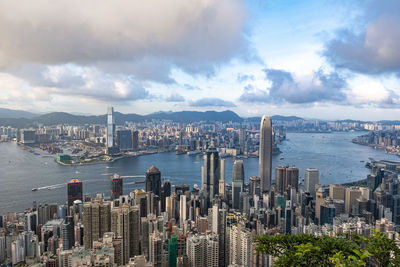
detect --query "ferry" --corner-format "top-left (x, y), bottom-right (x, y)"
top-left (187, 151), bottom-right (201, 155)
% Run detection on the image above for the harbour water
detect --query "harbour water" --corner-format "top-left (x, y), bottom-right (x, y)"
top-left (0, 131), bottom-right (399, 214)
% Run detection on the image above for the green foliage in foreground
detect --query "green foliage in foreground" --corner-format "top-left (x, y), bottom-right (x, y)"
top-left (254, 231), bottom-right (400, 267)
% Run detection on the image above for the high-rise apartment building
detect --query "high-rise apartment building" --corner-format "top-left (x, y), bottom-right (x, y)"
top-left (146, 166), bottom-right (161, 197)
top-left (111, 204), bottom-right (140, 264)
top-left (206, 234), bottom-right (219, 267)
top-left (186, 233), bottom-right (219, 267)
top-left (212, 205), bottom-right (227, 267)
top-left (83, 198), bottom-right (111, 249)
top-left (149, 232), bottom-right (163, 267)
top-left (259, 115), bottom-right (272, 192)
top-left (229, 223), bottom-right (252, 266)
top-left (304, 168), bottom-right (319, 197)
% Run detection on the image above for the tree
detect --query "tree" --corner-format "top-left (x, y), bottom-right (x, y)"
top-left (254, 232), bottom-right (400, 267)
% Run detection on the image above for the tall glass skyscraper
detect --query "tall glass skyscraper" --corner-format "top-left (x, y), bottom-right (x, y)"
top-left (107, 107), bottom-right (115, 148)
top-left (67, 178), bottom-right (83, 211)
top-left (201, 148), bottom-right (220, 209)
top-left (259, 115), bottom-right (272, 192)
top-left (232, 160), bottom-right (244, 209)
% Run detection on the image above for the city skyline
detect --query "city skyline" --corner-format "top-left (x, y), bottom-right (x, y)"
top-left (1, 1), bottom-right (400, 266)
top-left (1, 106), bottom-right (400, 265)
top-left (0, 0), bottom-right (399, 120)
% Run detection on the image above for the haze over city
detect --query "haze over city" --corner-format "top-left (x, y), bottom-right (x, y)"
top-left (0, 0), bottom-right (399, 120)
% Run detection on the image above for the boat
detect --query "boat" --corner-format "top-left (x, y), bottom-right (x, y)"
top-left (32, 188), bottom-right (38, 191)
top-left (280, 157), bottom-right (284, 160)
top-left (187, 151), bottom-right (201, 155)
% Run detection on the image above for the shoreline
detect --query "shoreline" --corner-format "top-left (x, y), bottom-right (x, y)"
top-left (352, 141), bottom-right (400, 157)
top-left (54, 150), bottom-right (174, 166)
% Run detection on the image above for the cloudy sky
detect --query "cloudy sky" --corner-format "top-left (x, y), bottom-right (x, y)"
top-left (0, 0), bottom-right (399, 120)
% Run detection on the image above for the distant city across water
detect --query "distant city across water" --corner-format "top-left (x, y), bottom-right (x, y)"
top-left (1, 131), bottom-right (399, 214)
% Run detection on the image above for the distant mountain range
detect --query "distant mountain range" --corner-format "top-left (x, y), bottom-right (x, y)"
top-left (0, 108), bottom-right (306, 128)
top-left (0, 108), bottom-right (38, 119)
top-left (0, 107), bottom-right (397, 128)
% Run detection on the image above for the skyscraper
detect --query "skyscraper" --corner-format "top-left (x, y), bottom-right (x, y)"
top-left (161, 180), bottom-right (171, 212)
top-left (186, 233), bottom-right (219, 267)
top-left (166, 194), bottom-right (176, 220)
top-left (83, 198), bottom-right (111, 249)
top-left (315, 188), bottom-right (326, 224)
top-left (259, 115), bottom-right (272, 192)
top-left (249, 176), bottom-right (261, 196)
top-left (67, 178), bottom-right (83, 212)
top-left (229, 223), bottom-right (252, 266)
top-left (329, 184), bottom-right (345, 201)
top-left (24, 211), bottom-right (38, 233)
top-left (275, 166), bottom-right (299, 194)
top-left (107, 107), bottom-right (115, 149)
top-left (232, 160), bottom-right (244, 209)
top-left (219, 159), bottom-right (226, 199)
top-left (179, 194), bottom-right (187, 228)
top-left (61, 216), bottom-right (74, 250)
top-left (168, 236), bottom-right (178, 267)
top-left (345, 187), bottom-right (362, 214)
top-left (201, 148), bottom-right (220, 210)
top-left (146, 166), bottom-right (161, 197)
top-left (286, 167), bottom-right (299, 191)
top-left (211, 205), bottom-right (227, 267)
top-left (305, 168), bottom-right (320, 197)
top-left (149, 232), bottom-right (164, 267)
top-left (116, 130), bottom-right (132, 151)
top-left (110, 174), bottom-right (123, 200)
top-left (239, 127), bottom-right (246, 154)
top-left (132, 130), bottom-right (139, 151)
top-left (110, 204), bottom-right (140, 264)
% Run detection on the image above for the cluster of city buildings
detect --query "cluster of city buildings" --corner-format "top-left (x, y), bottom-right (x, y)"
top-left (353, 130), bottom-right (400, 156)
top-left (0, 127), bottom-right (16, 142)
top-left (5, 107), bottom-right (285, 165)
top-left (271, 118), bottom-right (400, 132)
top-left (1, 115), bottom-right (400, 266)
